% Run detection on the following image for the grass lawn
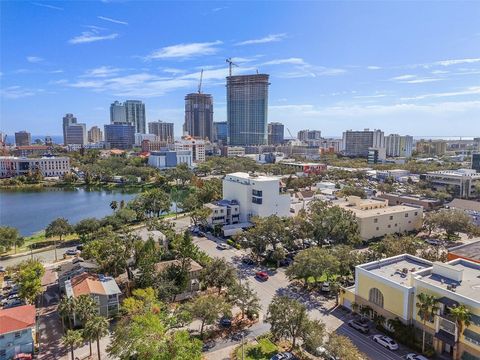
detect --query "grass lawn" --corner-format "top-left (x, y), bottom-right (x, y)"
top-left (0, 232), bottom-right (79, 256)
top-left (306, 273), bottom-right (339, 284)
top-left (236, 338), bottom-right (278, 360)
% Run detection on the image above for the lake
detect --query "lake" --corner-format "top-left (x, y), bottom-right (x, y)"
top-left (0, 188), bottom-right (141, 236)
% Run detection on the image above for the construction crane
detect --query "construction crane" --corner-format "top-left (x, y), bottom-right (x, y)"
top-left (198, 69), bottom-right (204, 94)
top-left (286, 127), bottom-right (295, 140)
top-left (226, 58), bottom-right (238, 76)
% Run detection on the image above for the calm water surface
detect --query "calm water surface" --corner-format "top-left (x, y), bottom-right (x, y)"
top-left (0, 188), bottom-right (139, 236)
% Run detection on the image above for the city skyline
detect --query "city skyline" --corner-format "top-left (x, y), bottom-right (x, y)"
top-left (1, 1), bottom-right (480, 137)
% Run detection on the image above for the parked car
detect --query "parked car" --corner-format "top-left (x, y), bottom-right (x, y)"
top-left (321, 282), bottom-right (331, 292)
top-left (76, 244), bottom-right (84, 251)
top-left (219, 316), bottom-right (232, 328)
top-left (406, 354), bottom-right (429, 360)
top-left (279, 258), bottom-right (292, 267)
top-left (348, 319), bottom-right (369, 334)
top-left (425, 239), bottom-right (441, 246)
top-left (202, 340), bottom-right (216, 352)
top-left (255, 271), bottom-right (269, 281)
top-left (242, 256), bottom-right (255, 265)
top-left (372, 335), bottom-right (399, 350)
top-left (270, 352), bottom-right (296, 360)
top-left (65, 249), bottom-right (79, 256)
top-left (231, 330), bottom-right (249, 341)
top-left (216, 243), bottom-right (229, 250)
top-left (315, 346), bottom-right (336, 360)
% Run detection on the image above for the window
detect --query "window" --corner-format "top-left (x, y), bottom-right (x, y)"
top-left (252, 197), bottom-right (262, 204)
top-left (15, 332), bottom-right (21, 338)
top-left (405, 213), bottom-right (409, 218)
top-left (389, 216), bottom-right (393, 220)
top-left (388, 225), bottom-right (391, 228)
top-left (369, 288), bottom-right (384, 308)
top-left (252, 189), bottom-right (262, 197)
top-left (376, 227), bottom-right (379, 231)
top-left (395, 223), bottom-right (397, 227)
top-left (374, 218), bottom-right (378, 223)
top-left (414, 212), bottom-right (418, 216)
top-left (0, 349), bottom-right (5, 357)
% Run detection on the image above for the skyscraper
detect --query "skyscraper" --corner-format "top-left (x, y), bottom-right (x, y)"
top-left (65, 124), bottom-right (87, 145)
top-left (268, 122), bottom-right (284, 145)
top-left (342, 129), bottom-right (385, 157)
top-left (88, 126), bottom-right (103, 143)
top-left (184, 93), bottom-right (213, 140)
top-left (148, 120), bottom-right (174, 143)
top-left (213, 121), bottom-right (228, 144)
top-left (62, 113), bottom-right (77, 145)
top-left (14, 131), bottom-right (31, 146)
top-left (227, 74), bottom-right (269, 146)
top-left (110, 100), bottom-right (146, 134)
top-left (385, 134), bottom-right (413, 158)
top-left (104, 124), bottom-right (135, 149)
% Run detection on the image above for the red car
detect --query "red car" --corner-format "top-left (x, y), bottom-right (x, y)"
top-left (255, 271), bottom-right (269, 281)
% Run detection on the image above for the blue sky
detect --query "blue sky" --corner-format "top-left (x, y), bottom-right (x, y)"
top-left (1, 1), bottom-right (480, 138)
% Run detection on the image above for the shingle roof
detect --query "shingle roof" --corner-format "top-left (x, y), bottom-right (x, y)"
top-left (70, 273), bottom-right (120, 297)
top-left (0, 305), bottom-right (36, 335)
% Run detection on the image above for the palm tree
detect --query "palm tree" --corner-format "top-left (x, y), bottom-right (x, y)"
top-left (450, 304), bottom-right (472, 360)
top-left (84, 316), bottom-right (109, 360)
top-left (416, 293), bottom-right (439, 353)
top-left (58, 296), bottom-right (77, 330)
top-left (62, 329), bottom-right (83, 360)
top-left (75, 295), bottom-right (98, 325)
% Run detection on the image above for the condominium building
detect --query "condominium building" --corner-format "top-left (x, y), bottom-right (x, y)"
top-left (319, 138), bottom-right (342, 154)
top-left (222, 172), bottom-right (291, 222)
top-left (87, 126), bottom-right (103, 143)
top-left (65, 123), bottom-right (87, 146)
top-left (340, 255), bottom-right (480, 359)
top-left (184, 93), bottom-right (213, 140)
top-left (472, 153), bottom-right (480, 172)
top-left (268, 122), bottom-right (284, 145)
top-left (342, 129), bottom-right (385, 157)
top-left (213, 121), bottom-right (228, 144)
top-left (110, 100), bottom-right (146, 134)
top-left (204, 199), bottom-right (240, 226)
top-left (148, 121), bottom-right (174, 143)
top-left (174, 137), bottom-right (205, 163)
top-left (62, 113), bottom-right (77, 145)
top-left (0, 156), bottom-right (71, 178)
top-left (148, 150), bottom-right (192, 169)
top-left (141, 140), bottom-right (169, 152)
top-left (334, 196), bottom-right (423, 240)
top-left (416, 139), bottom-right (448, 156)
top-left (14, 131), bottom-right (31, 146)
top-left (298, 129), bottom-right (322, 147)
top-left (385, 134), bottom-right (414, 158)
top-left (104, 123), bottom-right (135, 150)
top-left (227, 74), bottom-right (269, 146)
top-left (422, 169), bottom-right (480, 199)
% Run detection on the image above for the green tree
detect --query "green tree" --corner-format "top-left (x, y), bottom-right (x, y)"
top-left (370, 234), bottom-right (424, 259)
top-left (325, 333), bottom-right (365, 360)
top-left (227, 281), bottom-right (261, 319)
top-left (16, 259), bottom-right (45, 304)
top-left (74, 218), bottom-right (100, 243)
top-left (428, 209), bottom-right (476, 240)
top-left (190, 206), bottom-right (212, 227)
top-left (62, 329), bottom-right (84, 360)
top-left (168, 163), bottom-right (193, 187)
top-left (265, 295), bottom-right (310, 348)
top-left (110, 200), bottom-right (118, 211)
top-left (271, 247), bottom-right (287, 268)
top-left (337, 186), bottom-right (367, 199)
top-left (302, 319), bottom-right (326, 353)
top-left (187, 295), bottom-right (231, 338)
top-left (75, 294), bottom-right (98, 324)
top-left (286, 247), bottom-right (340, 286)
top-left (45, 217), bottom-right (73, 261)
top-left (58, 296), bottom-right (77, 330)
top-left (84, 316), bottom-right (109, 360)
top-left (201, 257), bottom-right (237, 294)
top-left (416, 293), bottom-right (439, 353)
top-left (139, 189), bottom-right (171, 218)
top-left (0, 226), bottom-right (24, 254)
top-left (450, 305), bottom-right (472, 360)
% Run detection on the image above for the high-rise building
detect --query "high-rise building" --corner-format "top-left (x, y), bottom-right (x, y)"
top-left (297, 129), bottom-right (322, 142)
top-left (415, 139), bottom-right (447, 156)
top-left (148, 121), bottom-right (174, 143)
top-left (342, 129), bottom-right (385, 157)
top-left (125, 100), bottom-right (146, 134)
top-left (213, 121), bottom-right (228, 144)
top-left (62, 113), bottom-right (77, 145)
top-left (385, 134), bottom-right (413, 158)
top-left (110, 101), bottom-right (127, 123)
top-left (65, 124), bottom-right (87, 146)
top-left (472, 153), bottom-right (480, 172)
top-left (104, 124), bottom-right (135, 150)
top-left (88, 126), bottom-right (103, 143)
top-left (110, 100), bottom-right (146, 134)
top-left (184, 93), bottom-right (213, 140)
top-left (227, 74), bottom-right (269, 146)
top-left (14, 131), bottom-right (31, 146)
top-left (268, 122), bottom-right (284, 145)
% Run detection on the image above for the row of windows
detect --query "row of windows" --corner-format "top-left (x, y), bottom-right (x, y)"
top-left (252, 197), bottom-right (262, 204)
top-left (373, 212), bottom-right (419, 223)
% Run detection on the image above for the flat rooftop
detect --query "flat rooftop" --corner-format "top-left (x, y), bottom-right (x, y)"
top-left (334, 200), bottom-right (420, 218)
top-left (225, 172), bottom-right (280, 182)
top-left (415, 260), bottom-right (480, 301)
top-left (360, 254), bottom-right (432, 287)
top-left (448, 240), bottom-right (480, 262)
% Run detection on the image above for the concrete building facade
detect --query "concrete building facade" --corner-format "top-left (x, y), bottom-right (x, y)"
top-left (148, 150), bottom-right (192, 169)
top-left (423, 169), bottom-right (480, 199)
top-left (184, 93), bottom-right (213, 140)
top-left (148, 121), bottom-right (174, 143)
top-left (65, 123), bottom-right (87, 146)
top-left (62, 113), bottom-right (77, 145)
top-left (88, 126), bottom-right (103, 143)
top-left (174, 138), bottom-right (205, 163)
top-left (342, 129), bottom-right (385, 157)
top-left (0, 156), bottom-right (71, 178)
top-left (268, 122), bottom-right (284, 145)
top-left (14, 131), bottom-right (31, 146)
top-left (385, 134), bottom-right (414, 158)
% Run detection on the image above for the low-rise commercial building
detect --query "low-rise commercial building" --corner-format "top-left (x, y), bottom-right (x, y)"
top-left (223, 172), bottom-right (291, 222)
top-left (148, 150), bottom-right (192, 169)
top-left (422, 169), bottom-right (480, 199)
top-left (377, 193), bottom-right (442, 211)
top-left (376, 169), bottom-right (410, 181)
top-left (0, 305), bottom-right (37, 360)
top-left (446, 198), bottom-right (480, 226)
top-left (281, 162), bottom-right (327, 175)
top-left (221, 146), bottom-right (246, 157)
top-left (0, 156), bottom-right (70, 178)
top-left (174, 137), bottom-right (205, 163)
top-left (447, 240), bottom-right (480, 264)
top-left (334, 196), bottom-right (423, 240)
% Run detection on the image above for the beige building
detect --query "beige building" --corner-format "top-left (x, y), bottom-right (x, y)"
top-left (174, 137), bottom-right (206, 163)
top-left (221, 146), bottom-right (246, 157)
top-left (335, 196), bottom-right (423, 240)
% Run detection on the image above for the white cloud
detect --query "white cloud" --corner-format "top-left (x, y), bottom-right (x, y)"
top-left (434, 58), bottom-right (480, 67)
top-left (31, 2), bottom-right (63, 10)
top-left (68, 31), bottom-right (118, 44)
top-left (162, 68), bottom-right (187, 75)
top-left (403, 78), bottom-right (442, 84)
top-left (26, 56), bottom-right (43, 63)
top-left (82, 66), bottom-right (122, 77)
top-left (1, 86), bottom-right (44, 99)
top-left (262, 58), bottom-right (306, 66)
top-left (97, 16), bottom-right (128, 25)
top-left (402, 86), bottom-right (480, 100)
top-left (391, 74), bottom-right (442, 83)
top-left (236, 33), bottom-right (287, 46)
top-left (145, 41), bottom-right (222, 60)
top-left (367, 66), bottom-right (381, 70)
top-left (391, 74), bottom-right (416, 81)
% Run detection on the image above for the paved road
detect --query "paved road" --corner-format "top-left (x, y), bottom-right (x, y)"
top-left (194, 235), bottom-right (417, 360)
top-left (0, 244), bottom-right (78, 268)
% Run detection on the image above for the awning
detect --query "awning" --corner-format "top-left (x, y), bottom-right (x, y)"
top-left (434, 330), bottom-right (456, 346)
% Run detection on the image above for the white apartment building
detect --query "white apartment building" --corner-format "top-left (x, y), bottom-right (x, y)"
top-left (174, 138), bottom-right (206, 163)
top-left (385, 134), bottom-right (413, 158)
top-left (223, 172), bottom-right (291, 222)
top-left (148, 150), bottom-right (192, 169)
top-left (204, 200), bottom-right (241, 226)
top-left (0, 156), bottom-right (71, 178)
top-left (423, 169), bottom-right (480, 199)
top-left (334, 196), bottom-right (423, 240)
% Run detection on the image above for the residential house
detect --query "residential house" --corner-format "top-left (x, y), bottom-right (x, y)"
top-left (0, 305), bottom-right (36, 360)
